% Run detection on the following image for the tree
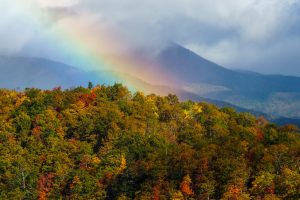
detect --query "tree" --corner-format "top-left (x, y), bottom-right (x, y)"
top-left (180, 174), bottom-right (194, 198)
top-left (88, 82), bottom-right (94, 90)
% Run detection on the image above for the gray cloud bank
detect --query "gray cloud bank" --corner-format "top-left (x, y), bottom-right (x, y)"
top-left (1, 0), bottom-right (300, 75)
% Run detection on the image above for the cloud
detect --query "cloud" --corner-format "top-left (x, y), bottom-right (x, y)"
top-left (1, 0), bottom-right (300, 75)
top-left (36, 0), bottom-right (81, 8)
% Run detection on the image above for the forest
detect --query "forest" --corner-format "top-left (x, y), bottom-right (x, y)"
top-left (0, 83), bottom-right (300, 199)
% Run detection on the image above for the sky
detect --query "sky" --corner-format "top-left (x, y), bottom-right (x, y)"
top-left (1, 0), bottom-right (300, 76)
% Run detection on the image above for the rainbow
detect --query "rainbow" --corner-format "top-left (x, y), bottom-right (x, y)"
top-left (19, 3), bottom-right (177, 94)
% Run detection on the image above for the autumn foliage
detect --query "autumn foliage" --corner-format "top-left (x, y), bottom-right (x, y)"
top-left (180, 175), bottom-right (194, 197)
top-left (0, 84), bottom-right (299, 199)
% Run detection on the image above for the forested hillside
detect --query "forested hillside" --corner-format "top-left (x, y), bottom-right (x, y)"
top-left (0, 84), bottom-right (300, 199)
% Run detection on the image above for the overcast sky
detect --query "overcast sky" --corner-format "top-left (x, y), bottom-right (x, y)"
top-left (1, 0), bottom-right (300, 75)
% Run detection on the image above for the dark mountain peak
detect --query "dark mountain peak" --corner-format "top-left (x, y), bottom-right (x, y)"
top-left (157, 43), bottom-right (240, 86)
top-left (157, 44), bottom-right (300, 94)
top-left (159, 43), bottom-right (229, 72)
top-left (162, 43), bottom-right (224, 65)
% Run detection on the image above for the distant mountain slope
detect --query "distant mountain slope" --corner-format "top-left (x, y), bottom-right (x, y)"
top-left (156, 44), bottom-right (300, 118)
top-left (0, 56), bottom-right (125, 89)
top-left (0, 55), bottom-right (172, 94)
top-left (0, 56), bottom-right (89, 89)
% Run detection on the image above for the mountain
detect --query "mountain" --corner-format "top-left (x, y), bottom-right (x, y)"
top-left (0, 56), bottom-right (130, 90)
top-left (0, 56), bottom-right (90, 89)
top-left (156, 44), bottom-right (300, 118)
top-left (1, 53), bottom-right (300, 126)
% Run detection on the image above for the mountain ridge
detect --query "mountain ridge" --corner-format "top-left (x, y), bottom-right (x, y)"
top-left (156, 44), bottom-right (300, 118)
